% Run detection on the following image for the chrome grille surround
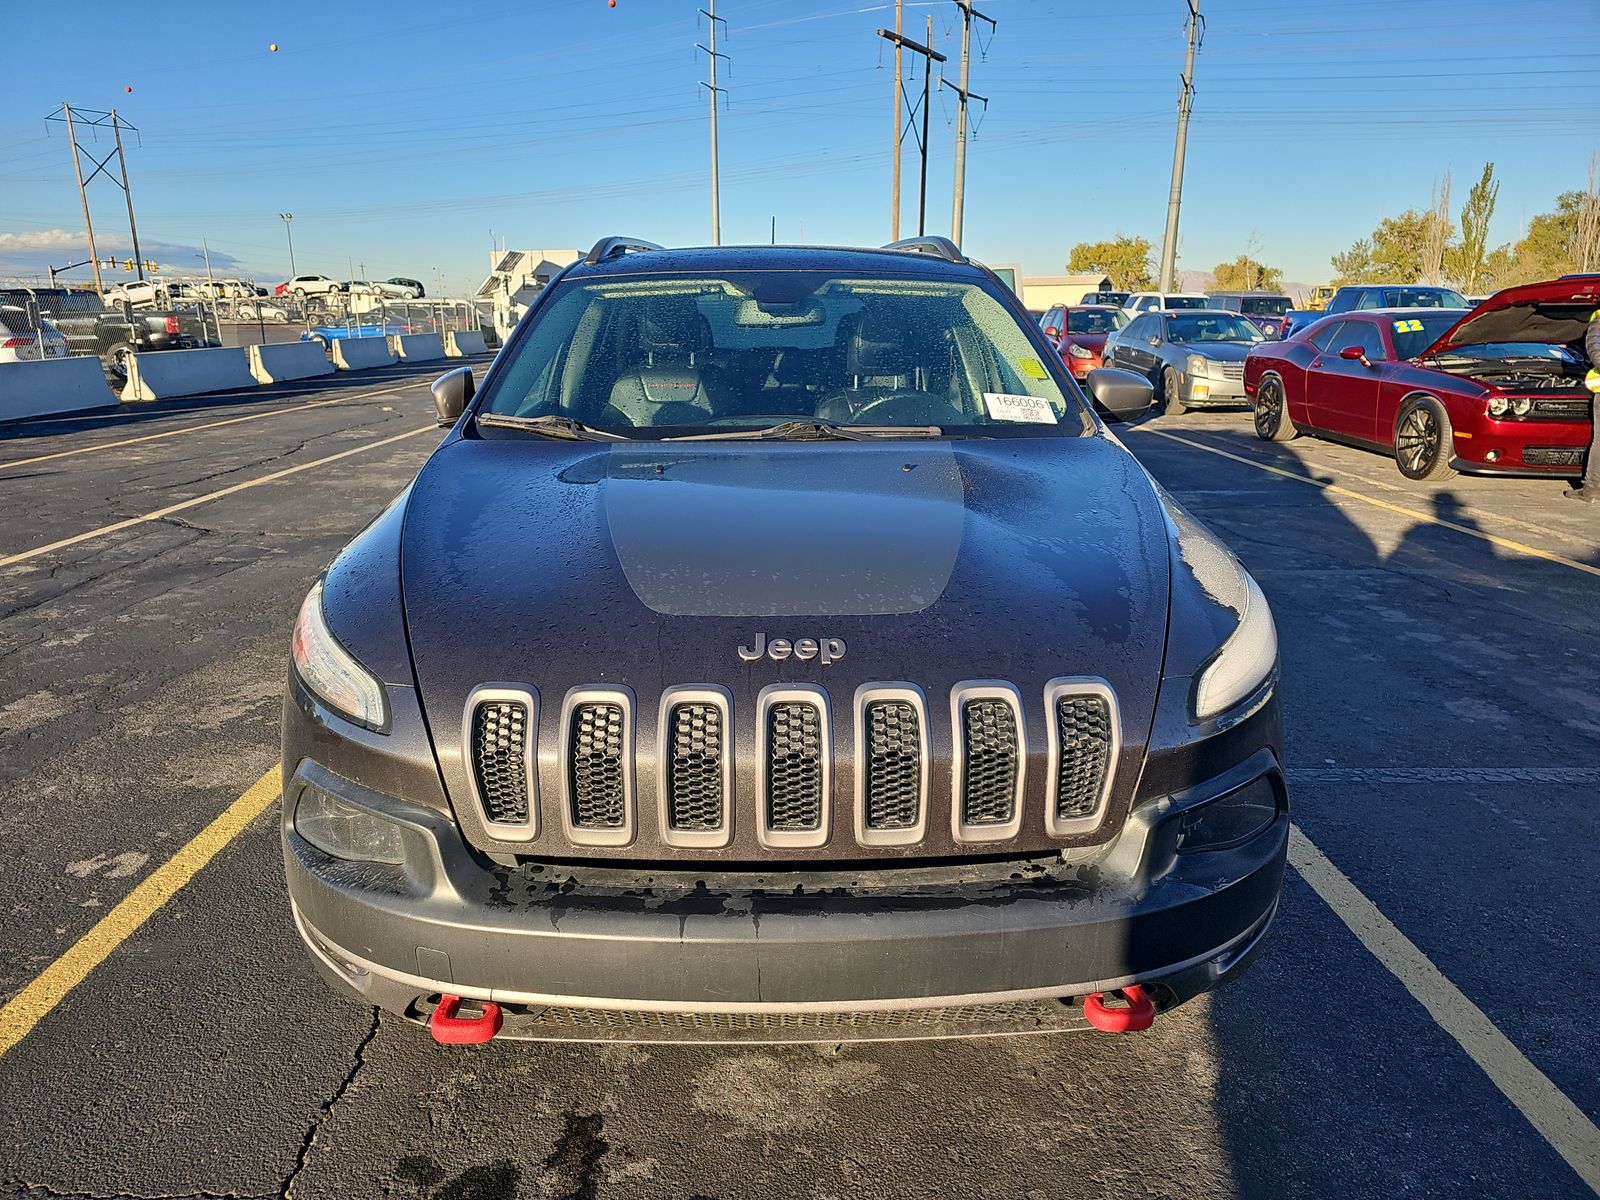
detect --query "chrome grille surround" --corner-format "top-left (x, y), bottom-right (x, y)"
top-left (558, 686), bottom-right (636, 847)
top-left (1043, 677), bottom-right (1119, 837)
top-left (948, 681), bottom-right (1026, 843)
top-left (656, 686), bottom-right (733, 849)
top-left (756, 684), bottom-right (832, 849)
top-left (853, 683), bottom-right (930, 847)
top-left (461, 684), bottom-right (539, 841)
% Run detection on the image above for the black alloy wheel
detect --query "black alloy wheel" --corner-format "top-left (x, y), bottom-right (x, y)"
top-left (1162, 366), bottom-right (1186, 416)
top-left (1394, 398), bottom-right (1457, 481)
top-left (1253, 376), bottom-right (1298, 442)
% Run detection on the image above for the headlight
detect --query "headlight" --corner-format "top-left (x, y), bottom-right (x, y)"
top-left (1510, 396), bottom-right (1532, 416)
top-left (1176, 777), bottom-right (1279, 853)
top-left (293, 785), bottom-right (405, 864)
top-left (291, 580), bottom-right (387, 730)
top-left (1186, 354), bottom-right (1208, 377)
top-left (1192, 570), bottom-right (1278, 721)
top-left (1487, 396), bottom-right (1509, 417)
top-left (1067, 343), bottom-right (1094, 360)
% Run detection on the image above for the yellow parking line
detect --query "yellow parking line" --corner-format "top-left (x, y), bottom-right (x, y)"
top-left (1290, 826), bottom-right (1600, 1192)
top-left (0, 425), bottom-right (437, 570)
top-left (1139, 428), bottom-right (1600, 581)
top-left (0, 765), bottom-right (281, 1058)
top-left (0, 380), bottom-right (422, 473)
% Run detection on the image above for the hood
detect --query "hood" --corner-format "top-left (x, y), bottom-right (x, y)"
top-left (1422, 278), bottom-right (1600, 356)
top-left (399, 434), bottom-right (1173, 858)
top-left (1173, 340), bottom-right (1255, 363)
top-left (1061, 331), bottom-right (1110, 351)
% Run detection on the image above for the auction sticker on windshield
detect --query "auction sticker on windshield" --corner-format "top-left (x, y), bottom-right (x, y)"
top-left (984, 392), bottom-right (1056, 423)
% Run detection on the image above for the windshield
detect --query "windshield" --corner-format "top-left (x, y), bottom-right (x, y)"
top-left (1429, 340), bottom-right (1582, 363)
top-left (1164, 296), bottom-right (1209, 310)
top-left (1066, 308), bottom-right (1127, 334)
top-left (479, 272), bottom-right (1077, 438)
top-left (1240, 296), bottom-right (1291, 316)
top-left (1390, 312), bottom-right (1468, 358)
top-left (1165, 313), bottom-right (1264, 343)
top-left (1384, 287), bottom-right (1467, 308)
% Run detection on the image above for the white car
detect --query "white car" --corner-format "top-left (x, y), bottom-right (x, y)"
top-left (235, 300), bottom-right (290, 323)
top-left (0, 306), bottom-right (69, 362)
top-left (370, 279), bottom-right (422, 299)
top-left (282, 274), bottom-right (345, 297)
top-left (1121, 291), bottom-right (1212, 316)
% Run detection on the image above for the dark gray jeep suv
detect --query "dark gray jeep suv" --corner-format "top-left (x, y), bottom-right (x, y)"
top-left (281, 236), bottom-right (1288, 1044)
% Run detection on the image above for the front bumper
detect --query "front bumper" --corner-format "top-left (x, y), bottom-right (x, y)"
top-left (1180, 371), bottom-right (1249, 406)
top-left (282, 752), bottom-right (1288, 1040)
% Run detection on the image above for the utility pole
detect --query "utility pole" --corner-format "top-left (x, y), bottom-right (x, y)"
top-left (945, 0), bottom-right (994, 248)
top-left (890, 0), bottom-right (903, 240)
top-left (279, 212), bottom-right (296, 277)
top-left (58, 104), bottom-right (103, 296)
top-left (698, 1), bottom-right (727, 245)
top-left (110, 111), bottom-right (145, 281)
top-left (877, 22), bottom-right (946, 237)
top-left (1158, 0), bottom-right (1202, 293)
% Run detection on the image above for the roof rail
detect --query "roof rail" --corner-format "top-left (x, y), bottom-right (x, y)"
top-left (583, 236), bottom-right (666, 266)
top-left (882, 236), bottom-right (966, 264)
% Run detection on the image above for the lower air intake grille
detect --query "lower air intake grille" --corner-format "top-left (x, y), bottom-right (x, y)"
top-left (961, 699), bottom-right (1019, 826)
top-left (1523, 446), bottom-right (1584, 467)
top-left (471, 701), bottom-right (529, 824)
top-left (569, 703), bottom-right (626, 829)
top-left (665, 703), bottom-right (724, 831)
top-left (864, 700), bottom-right (922, 830)
top-left (1055, 695), bottom-right (1112, 820)
top-left (767, 702), bottom-right (823, 831)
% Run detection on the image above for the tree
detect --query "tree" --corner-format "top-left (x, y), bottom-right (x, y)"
top-left (1330, 210), bottom-right (1432, 284)
top-left (1212, 255), bottom-right (1283, 291)
top-left (1421, 172), bottom-right (1454, 286)
top-left (1067, 236), bottom-right (1155, 291)
top-left (1501, 189), bottom-right (1595, 285)
top-left (1447, 162), bottom-right (1500, 293)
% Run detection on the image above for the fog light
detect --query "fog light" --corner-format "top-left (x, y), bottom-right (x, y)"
top-left (1176, 778), bottom-right (1278, 853)
top-left (1485, 449), bottom-right (1502, 463)
top-left (294, 785), bottom-right (406, 864)
top-left (1191, 383), bottom-right (1210, 399)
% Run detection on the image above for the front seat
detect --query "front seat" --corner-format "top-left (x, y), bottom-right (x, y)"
top-left (815, 312), bottom-right (916, 422)
top-left (608, 307), bottom-right (716, 427)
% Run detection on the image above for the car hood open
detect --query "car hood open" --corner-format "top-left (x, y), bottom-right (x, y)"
top-left (1422, 277), bottom-right (1600, 356)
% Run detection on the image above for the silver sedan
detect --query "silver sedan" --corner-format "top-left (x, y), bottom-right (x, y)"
top-left (1101, 309), bottom-right (1266, 414)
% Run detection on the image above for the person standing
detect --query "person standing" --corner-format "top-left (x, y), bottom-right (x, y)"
top-left (1569, 306), bottom-right (1600, 502)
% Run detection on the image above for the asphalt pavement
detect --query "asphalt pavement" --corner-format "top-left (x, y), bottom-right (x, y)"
top-left (0, 379), bottom-right (1596, 1199)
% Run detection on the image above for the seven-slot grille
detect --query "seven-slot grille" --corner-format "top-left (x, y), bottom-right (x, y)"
top-left (767, 701), bottom-right (824, 831)
top-left (470, 700), bottom-right (530, 825)
top-left (1053, 694), bottom-right (1113, 820)
top-left (664, 702), bottom-right (725, 831)
top-left (569, 702), bottom-right (627, 829)
top-left (1217, 362), bottom-right (1245, 381)
top-left (960, 698), bottom-right (1020, 826)
top-left (863, 700), bottom-right (923, 830)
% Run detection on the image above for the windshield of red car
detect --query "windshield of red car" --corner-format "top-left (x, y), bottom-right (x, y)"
top-left (1066, 309), bottom-right (1126, 334)
top-left (1390, 313), bottom-right (1468, 358)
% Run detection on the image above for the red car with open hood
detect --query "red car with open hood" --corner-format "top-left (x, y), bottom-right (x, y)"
top-left (1242, 278), bottom-right (1596, 480)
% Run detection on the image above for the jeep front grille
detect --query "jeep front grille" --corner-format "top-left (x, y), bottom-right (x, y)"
top-left (960, 698), bottom-right (1019, 826)
top-left (863, 699), bottom-right (923, 830)
top-left (569, 702), bottom-right (627, 829)
top-left (767, 701), bottom-right (823, 831)
top-left (1053, 693), bottom-right (1113, 821)
top-left (665, 702), bottom-right (725, 832)
top-left (470, 699), bottom-right (531, 825)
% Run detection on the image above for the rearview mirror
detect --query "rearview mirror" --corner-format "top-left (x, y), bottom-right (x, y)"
top-left (1085, 367), bottom-right (1154, 423)
top-left (431, 366), bottom-right (475, 426)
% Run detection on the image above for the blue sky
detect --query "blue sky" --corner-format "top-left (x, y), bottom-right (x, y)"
top-left (2, 0), bottom-right (1596, 294)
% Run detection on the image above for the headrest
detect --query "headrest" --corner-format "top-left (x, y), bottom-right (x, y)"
top-left (847, 317), bottom-right (914, 377)
top-left (639, 307), bottom-right (711, 358)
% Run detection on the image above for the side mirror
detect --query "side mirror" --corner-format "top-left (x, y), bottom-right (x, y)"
top-left (1085, 367), bottom-right (1154, 423)
top-left (431, 366), bottom-right (475, 426)
top-left (1043, 326), bottom-right (1059, 338)
top-left (1338, 345), bottom-right (1370, 365)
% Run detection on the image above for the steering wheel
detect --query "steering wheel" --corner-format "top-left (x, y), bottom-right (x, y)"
top-left (846, 391), bottom-right (964, 426)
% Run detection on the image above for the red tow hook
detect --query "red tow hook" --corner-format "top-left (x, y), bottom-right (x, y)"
top-left (429, 994), bottom-right (503, 1045)
top-left (1083, 984), bottom-right (1156, 1032)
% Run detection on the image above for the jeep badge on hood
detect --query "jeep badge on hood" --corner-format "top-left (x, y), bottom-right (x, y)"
top-left (738, 633), bottom-right (847, 665)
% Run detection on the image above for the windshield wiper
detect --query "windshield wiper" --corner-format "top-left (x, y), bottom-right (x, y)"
top-left (668, 420), bottom-right (941, 441)
top-left (475, 413), bottom-right (630, 441)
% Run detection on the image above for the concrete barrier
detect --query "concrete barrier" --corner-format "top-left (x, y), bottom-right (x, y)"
top-left (331, 336), bottom-right (398, 371)
top-left (390, 332), bottom-right (445, 362)
top-left (248, 340), bottom-right (335, 384)
top-left (0, 356), bottom-right (119, 422)
top-left (445, 329), bottom-right (488, 357)
top-left (121, 347), bottom-right (258, 403)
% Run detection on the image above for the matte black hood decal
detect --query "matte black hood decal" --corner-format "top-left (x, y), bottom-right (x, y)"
top-left (604, 445), bottom-right (965, 617)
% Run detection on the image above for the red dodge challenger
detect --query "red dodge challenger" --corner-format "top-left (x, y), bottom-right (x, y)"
top-left (1243, 278), bottom-right (1595, 481)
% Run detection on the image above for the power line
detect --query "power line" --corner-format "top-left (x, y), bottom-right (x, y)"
top-left (698, 1), bottom-right (729, 245)
top-left (942, 0), bottom-right (994, 248)
top-left (46, 104), bottom-right (147, 295)
top-left (1158, 0), bottom-right (1202, 292)
top-left (877, 19), bottom-right (947, 237)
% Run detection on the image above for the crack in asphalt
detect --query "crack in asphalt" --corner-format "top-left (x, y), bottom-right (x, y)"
top-left (3, 1179), bottom-right (273, 1200)
top-left (277, 1007), bottom-right (382, 1200)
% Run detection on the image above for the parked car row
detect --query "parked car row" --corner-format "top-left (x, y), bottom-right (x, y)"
top-left (0, 287), bottom-right (213, 378)
top-left (273, 275), bottom-right (424, 299)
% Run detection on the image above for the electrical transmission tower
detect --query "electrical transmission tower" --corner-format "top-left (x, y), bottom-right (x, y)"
top-left (46, 104), bottom-right (146, 296)
top-left (942, 0), bottom-right (994, 248)
top-left (698, 1), bottom-right (728, 245)
top-left (1157, 1), bottom-right (1202, 293)
top-left (878, 18), bottom-right (946, 238)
